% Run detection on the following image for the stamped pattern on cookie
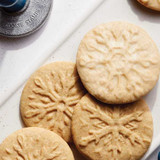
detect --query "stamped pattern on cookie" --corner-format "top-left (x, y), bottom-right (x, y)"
top-left (80, 28), bottom-right (158, 93)
top-left (79, 102), bottom-right (150, 157)
top-left (2, 134), bottom-right (62, 160)
top-left (77, 22), bottom-right (160, 103)
top-left (24, 69), bottom-right (83, 138)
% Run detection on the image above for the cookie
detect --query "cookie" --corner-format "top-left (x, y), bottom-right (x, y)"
top-left (0, 127), bottom-right (74, 160)
top-left (72, 94), bottom-right (153, 160)
top-left (77, 22), bottom-right (160, 104)
top-left (137, 0), bottom-right (160, 11)
top-left (20, 62), bottom-right (85, 143)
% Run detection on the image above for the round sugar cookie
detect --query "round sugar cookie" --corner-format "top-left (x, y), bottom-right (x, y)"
top-left (0, 127), bottom-right (74, 160)
top-left (137, 0), bottom-right (160, 11)
top-left (77, 22), bottom-right (160, 104)
top-left (20, 62), bottom-right (85, 143)
top-left (72, 94), bottom-right (153, 160)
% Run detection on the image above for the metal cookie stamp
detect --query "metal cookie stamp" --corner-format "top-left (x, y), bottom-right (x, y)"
top-left (0, 0), bottom-right (53, 37)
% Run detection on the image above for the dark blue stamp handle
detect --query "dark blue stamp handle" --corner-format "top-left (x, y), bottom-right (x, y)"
top-left (158, 152), bottom-right (160, 160)
top-left (0, 0), bottom-right (26, 12)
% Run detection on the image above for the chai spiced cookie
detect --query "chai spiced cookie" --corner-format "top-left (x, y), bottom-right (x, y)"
top-left (137, 0), bottom-right (160, 11)
top-left (0, 127), bottom-right (74, 160)
top-left (72, 94), bottom-right (153, 160)
top-left (20, 62), bottom-right (85, 143)
top-left (77, 22), bottom-right (160, 104)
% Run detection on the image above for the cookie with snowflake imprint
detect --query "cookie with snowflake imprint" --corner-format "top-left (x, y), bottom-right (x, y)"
top-left (20, 62), bottom-right (85, 143)
top-left (0, 127), bottom-right (74, 160)
top-left (77, 22), bottom-right (160, 104)
top-left (72, 94), bottom-right (153, 160)
top-left (137, 0), bottom-right (160, 11)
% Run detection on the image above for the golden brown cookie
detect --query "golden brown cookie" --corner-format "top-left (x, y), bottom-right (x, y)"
top-left (0, 127), bottom-right (74, 160)
top-left (137, 0), bottom-right (160, 11)
top-left (20, 62), bottom-right (85, 143)
top-left (77, 22), bottom-right (160, 104)
top-left (72, 94), bottom-right (153, 160)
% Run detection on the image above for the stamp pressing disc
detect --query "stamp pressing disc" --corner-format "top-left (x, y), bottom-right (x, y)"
top-left (0, 0), bottom-right (52, 37)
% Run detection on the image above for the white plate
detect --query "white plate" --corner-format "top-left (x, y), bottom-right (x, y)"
top-left (0, 0), bottom-right (160, 159)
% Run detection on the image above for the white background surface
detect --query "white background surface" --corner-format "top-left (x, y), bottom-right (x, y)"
top-left (0, 0), bottom-right (160, 159)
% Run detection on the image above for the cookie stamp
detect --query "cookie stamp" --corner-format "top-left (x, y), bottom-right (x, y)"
top-left (0, 0), bottom-right (52, 37)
